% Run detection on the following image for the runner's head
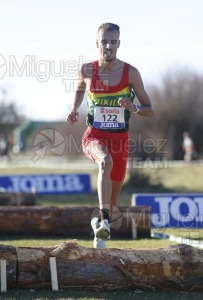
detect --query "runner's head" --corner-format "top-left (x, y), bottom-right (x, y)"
top-left (96, 23), bottom-right (120, 62)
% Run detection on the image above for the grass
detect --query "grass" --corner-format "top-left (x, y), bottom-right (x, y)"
top-left (0, 236), bottom-right (177, 248)
top-left (140, 163), bottom-right (203, 192)
top-left (123, 161), bottom-right (203, 193)
top-left (35, 193), bottom-right (132, 207)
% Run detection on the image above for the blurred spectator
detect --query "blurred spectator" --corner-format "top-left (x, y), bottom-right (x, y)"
top-left (182, 132), bottom-right (194, 161)
top-left (0, 133), bottom-right (12, 162)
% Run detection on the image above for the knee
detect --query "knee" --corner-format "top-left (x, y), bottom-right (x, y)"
top-left (98, 154), bottom-right (113, 174)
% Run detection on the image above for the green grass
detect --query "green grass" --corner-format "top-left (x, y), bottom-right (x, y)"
top-left (0, 236), bottom-right (177, 248)
top-left (140, 163), bottom-right (203, 192)
top-left (1, 228), bottom-right (203, 249)
top-left (123, 162), bottom-right (203, 193)
top-left (36, 193), bottom-right (132, 207)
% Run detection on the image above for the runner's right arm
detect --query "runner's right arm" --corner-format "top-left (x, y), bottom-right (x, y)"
top-left (67, 66), bottom-right (87, 124)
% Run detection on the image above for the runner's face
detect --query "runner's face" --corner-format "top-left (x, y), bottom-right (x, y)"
top-left (96, 29), bottom-right (120, 62)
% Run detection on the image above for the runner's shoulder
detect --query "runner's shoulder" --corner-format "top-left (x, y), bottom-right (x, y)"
top-left (128, 64), bottom-right (142, 83)
top-left (129, 64), bottom-right (140, 75)
top-left (81, 61), bottom-right (94, 79)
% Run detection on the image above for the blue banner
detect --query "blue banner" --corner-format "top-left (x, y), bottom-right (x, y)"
top-left (132, 193), bottom-right (203, 228)
top-left (0, 174), bottom-right (91, 195)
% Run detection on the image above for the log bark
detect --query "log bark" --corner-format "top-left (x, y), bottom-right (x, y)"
top-left (14, 242), bottom-right (203, 291)
top-left (0, 192), bottom-right (36, 206)
top-left (0, 206), bottom-right (150, 238)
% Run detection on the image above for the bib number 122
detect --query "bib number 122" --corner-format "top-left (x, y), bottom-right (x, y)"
top-left (102, 114), bottom-right (117, 122)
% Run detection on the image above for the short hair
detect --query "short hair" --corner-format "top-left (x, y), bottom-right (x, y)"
top-left (97, 23), bottom-right (120, 35)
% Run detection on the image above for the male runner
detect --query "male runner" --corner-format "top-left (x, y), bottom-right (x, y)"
top-left (67, 22), bottom-right (154, 248)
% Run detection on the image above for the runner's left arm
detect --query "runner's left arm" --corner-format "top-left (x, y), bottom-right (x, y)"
top-left (129, 66), bottom-right (154, 117)
top-left (118, 66), bottom-right (154, 117)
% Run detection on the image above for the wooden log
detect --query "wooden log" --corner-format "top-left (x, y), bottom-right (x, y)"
top-left (15, 242), bottom-right (203, 291)
top-left (0, 192), bottom-right (36, 206)
top-left (0, 244), bottom-right (17, 288)
top-left (0, 206), bottom-right (150, 238)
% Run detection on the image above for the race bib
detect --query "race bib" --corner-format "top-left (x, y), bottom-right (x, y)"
top-left (93, 106), bottom-right (125, 129)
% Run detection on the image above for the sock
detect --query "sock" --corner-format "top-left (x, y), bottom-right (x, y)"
top-left (100, 208), bottom-right (110, 223)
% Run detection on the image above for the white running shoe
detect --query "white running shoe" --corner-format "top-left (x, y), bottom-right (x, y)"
top-left (91, 217), bottom-right (100, 233)
top-left (91, 217), bottom-right (106, 249)
top-left (95, 219), bottom-right (110, 241)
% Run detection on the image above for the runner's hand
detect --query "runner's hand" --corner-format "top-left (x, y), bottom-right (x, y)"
top-left (118, 98), bottom-right (135, 112)
top-left (67, 111), bottom-right (79, 124)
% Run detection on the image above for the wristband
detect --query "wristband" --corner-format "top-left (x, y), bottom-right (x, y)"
top-left (134, 104), bottom-right (140, 113)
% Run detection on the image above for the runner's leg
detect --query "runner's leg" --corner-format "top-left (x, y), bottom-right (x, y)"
top-left (87, 141), bottom-right (113, 220)
top-left (110, 180), bottom-right (123, 217)
top-left (88, 141), bottom-right (112, 240)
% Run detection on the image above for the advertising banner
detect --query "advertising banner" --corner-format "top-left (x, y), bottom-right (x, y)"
top-left (0, 174), bottom-right (91, 195)
top-left (132, 193), bottom-right (203, 228)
